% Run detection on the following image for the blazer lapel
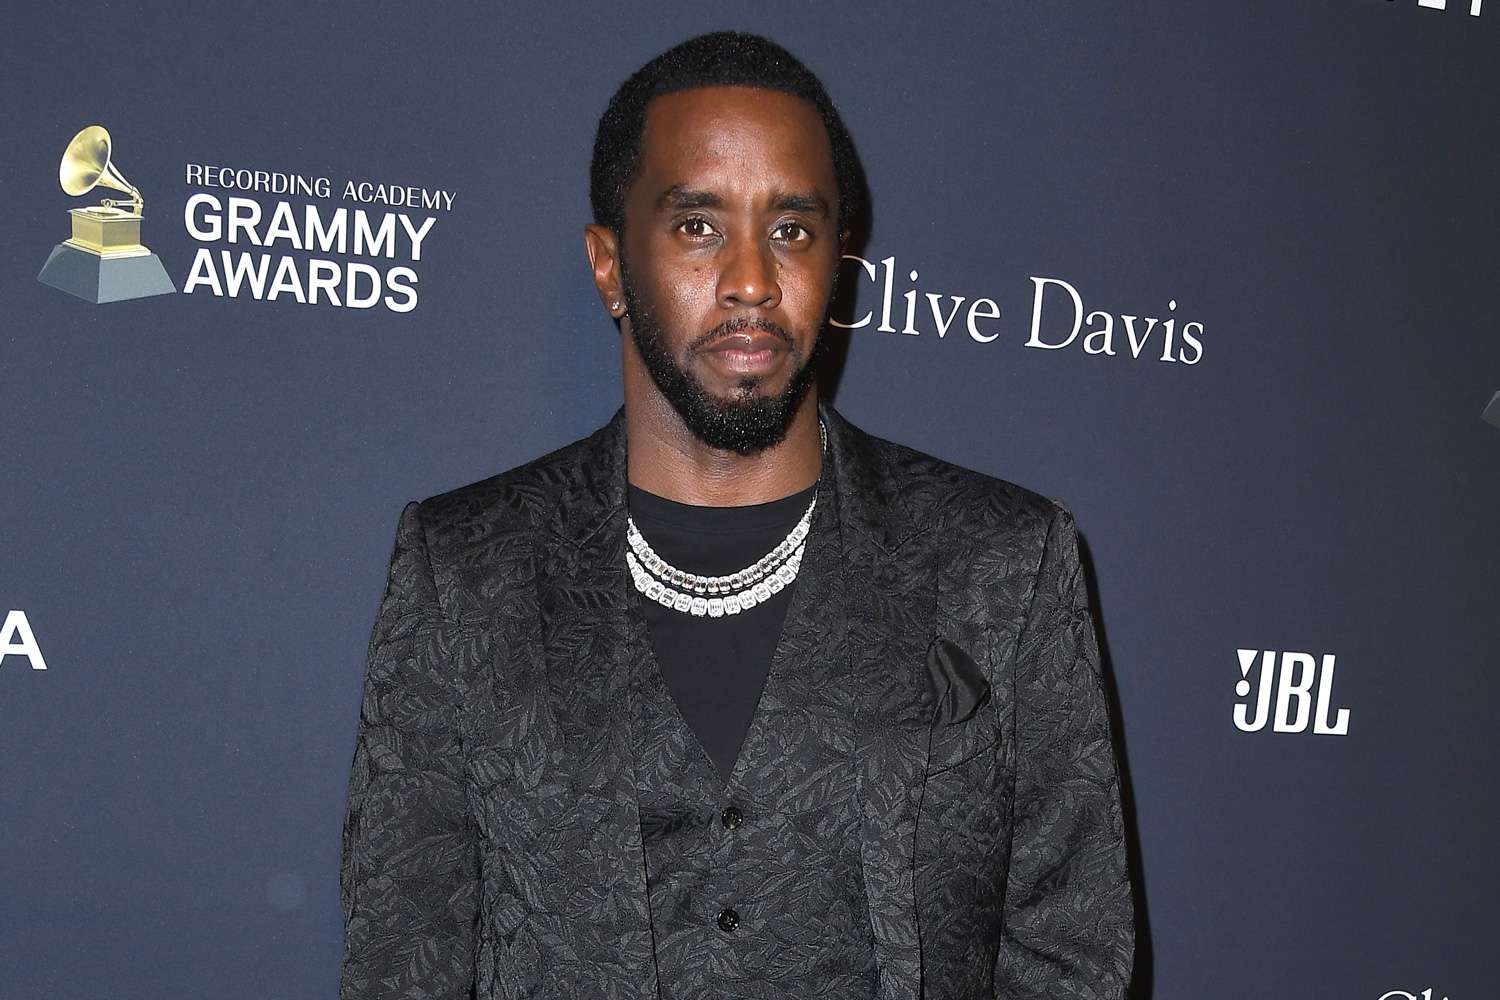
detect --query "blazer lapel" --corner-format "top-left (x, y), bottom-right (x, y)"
top-left (821, 400), bottom-right (938, 1000)
top-left (531, 408), bottom-right (662, 999)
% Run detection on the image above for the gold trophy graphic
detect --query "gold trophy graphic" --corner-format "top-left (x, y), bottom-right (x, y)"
top-left (36, 124), bottom-right (176, 303)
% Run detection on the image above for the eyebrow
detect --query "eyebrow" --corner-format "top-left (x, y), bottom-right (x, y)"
top-left (656, 185), bottom-right (830, 217)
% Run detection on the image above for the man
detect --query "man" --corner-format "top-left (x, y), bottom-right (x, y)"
top-left (339, 30), bottom-right (1134, 1000)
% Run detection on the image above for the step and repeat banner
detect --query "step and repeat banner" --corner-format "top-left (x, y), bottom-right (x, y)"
top-left (2, 2), bottom-right (1495, 998)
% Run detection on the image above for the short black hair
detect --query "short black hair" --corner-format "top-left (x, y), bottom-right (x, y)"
top-left (589, 30), bottom-right (865, 236)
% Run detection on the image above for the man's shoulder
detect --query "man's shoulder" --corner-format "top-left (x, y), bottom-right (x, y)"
top-left (846, 418), bottom-right (1065, 543)
top-left (404, 421), bottom-right (610, 556)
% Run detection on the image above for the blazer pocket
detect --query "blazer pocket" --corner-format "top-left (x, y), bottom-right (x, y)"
top-left (923, 635), bottom-right (999, 777)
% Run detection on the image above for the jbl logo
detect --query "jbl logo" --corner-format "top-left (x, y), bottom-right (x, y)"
top-left (1233, 649), bottom-right (1350, 735)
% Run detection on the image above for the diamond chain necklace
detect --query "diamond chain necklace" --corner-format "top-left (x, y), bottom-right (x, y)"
top-left (626, 420), bottom-right (826, 618)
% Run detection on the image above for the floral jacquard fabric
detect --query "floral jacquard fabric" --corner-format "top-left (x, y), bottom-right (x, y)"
top-left (629, 461), bottom-right (881, 999)
top-left (338, 399), bottom-right (1134, 1000)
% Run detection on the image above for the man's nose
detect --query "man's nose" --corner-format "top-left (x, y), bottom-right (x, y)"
top-left (716, 235), bottom-right (782, 310)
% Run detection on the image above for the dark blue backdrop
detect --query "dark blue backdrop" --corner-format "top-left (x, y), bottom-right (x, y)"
top-left (3, 3), bottom-right (1496, 998)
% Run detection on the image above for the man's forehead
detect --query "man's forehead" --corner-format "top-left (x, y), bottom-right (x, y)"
top-left (643, 83), bottom-right (819, 121)
top-left (636, 85), bottom-right (834, 186)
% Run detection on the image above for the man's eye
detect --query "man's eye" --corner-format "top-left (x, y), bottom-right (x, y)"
top-left (679, 217), bottom-right (716, 238)
top-left (774, 221), bottom-right (809, 242)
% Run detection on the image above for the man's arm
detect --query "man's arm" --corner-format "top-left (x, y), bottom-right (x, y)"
top-left (340, 501), bottom-right (478, 1000)
top-left (994, 503), bottom-right (1134, 999)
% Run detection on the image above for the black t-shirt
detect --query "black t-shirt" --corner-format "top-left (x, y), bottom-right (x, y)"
top-left (625, 479), bottom-right (817, 784)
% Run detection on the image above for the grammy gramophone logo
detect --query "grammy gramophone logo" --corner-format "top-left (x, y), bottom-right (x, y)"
top-left (36, 124), bottom-right (176, 304)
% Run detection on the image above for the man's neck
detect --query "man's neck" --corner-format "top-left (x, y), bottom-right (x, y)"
top-left (623, 391), bottom-right (823, 507)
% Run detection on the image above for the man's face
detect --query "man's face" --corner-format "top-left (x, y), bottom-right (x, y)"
top-left (614, 86), bottom-right (842, 455)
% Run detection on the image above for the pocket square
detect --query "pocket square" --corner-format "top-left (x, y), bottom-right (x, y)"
top-left (925, 636), bottom-right (991, 731)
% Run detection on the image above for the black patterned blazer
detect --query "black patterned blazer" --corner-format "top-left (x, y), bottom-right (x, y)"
top-left (339, 399), bottom-right (1134, 999)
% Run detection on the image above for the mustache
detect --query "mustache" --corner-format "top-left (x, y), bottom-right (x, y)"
top-left (690, 315), bottom-right (794, 352)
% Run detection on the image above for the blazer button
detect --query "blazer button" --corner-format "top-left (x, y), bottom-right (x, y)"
top-left (716, 907), bottom-right (740, 933)
top-left (720, 805), bottom-right (743, 830)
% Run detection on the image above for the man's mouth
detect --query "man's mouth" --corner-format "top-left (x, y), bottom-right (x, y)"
top-left (700, 330), bottom-right (789, 375)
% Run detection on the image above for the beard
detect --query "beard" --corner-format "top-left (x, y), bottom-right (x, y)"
top-left (619, 254), bottom-right (831, 456)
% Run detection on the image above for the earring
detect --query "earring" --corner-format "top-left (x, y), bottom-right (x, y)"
top-left (611, 300), bottom-right (622, 313)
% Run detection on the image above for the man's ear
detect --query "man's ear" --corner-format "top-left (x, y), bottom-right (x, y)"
top-left (583, 223), bottom-right (625, 321)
